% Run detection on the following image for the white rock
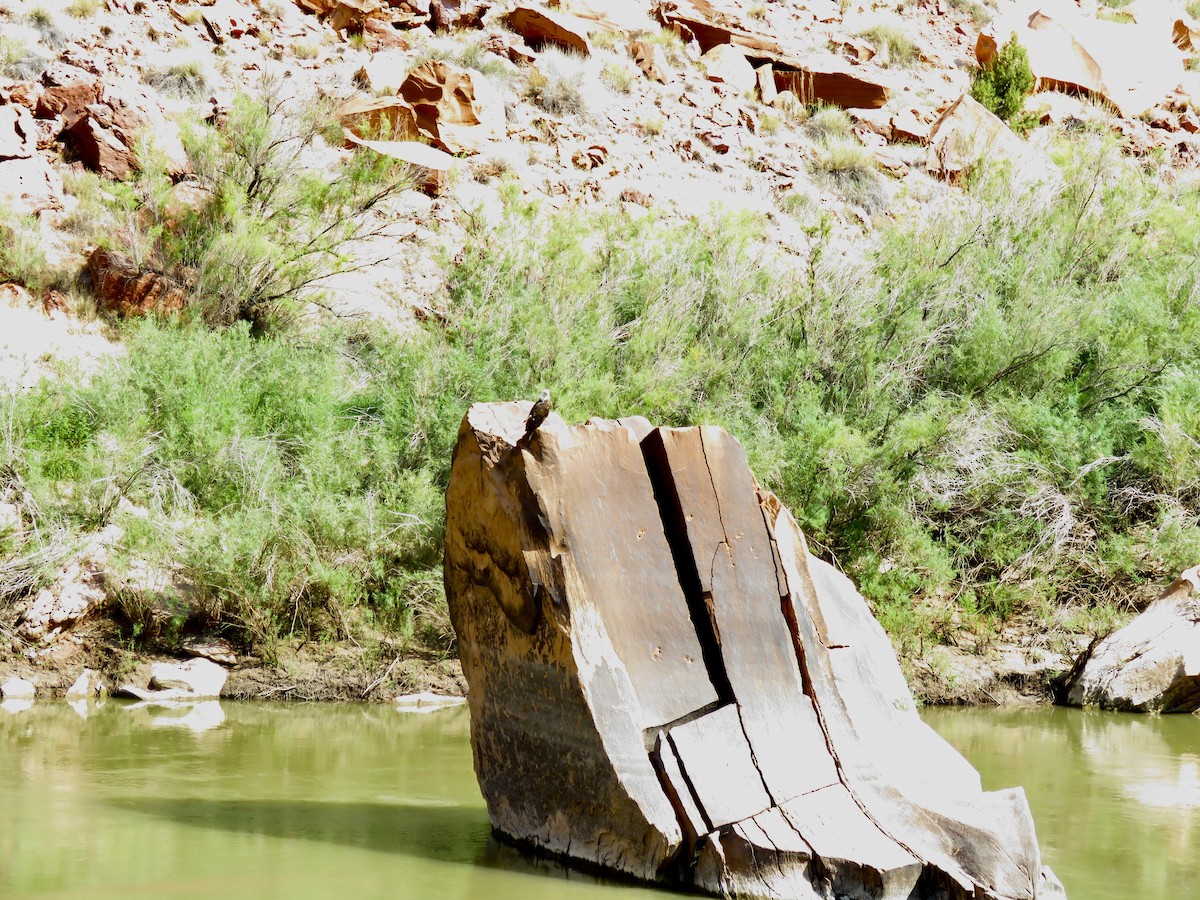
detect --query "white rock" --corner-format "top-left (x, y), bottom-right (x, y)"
top-left (1066, 565), bottom-right (1200, 712)
top-left (701, 44), bottom-right (757, 94)
top-left (66, 669), bottom-right (98, 699)
top-left (147, 658), bottom-right (228, 698)
top-left (0, 676), bottom-right (35, 700)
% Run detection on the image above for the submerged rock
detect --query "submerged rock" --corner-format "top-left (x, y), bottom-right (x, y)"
top-left (393, 691), bottom-right (466, 712)
top-left (1063, 566), bottom-right (1200, 713)
top-left (444, 402), bottom-right (1065, 899)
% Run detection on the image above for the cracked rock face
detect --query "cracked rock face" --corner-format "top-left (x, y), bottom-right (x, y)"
top-left (444, 402), bottom-right (1064, 899)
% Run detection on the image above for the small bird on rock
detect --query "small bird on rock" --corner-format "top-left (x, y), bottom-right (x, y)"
top-left (525, 389), bottom-right (552, 434)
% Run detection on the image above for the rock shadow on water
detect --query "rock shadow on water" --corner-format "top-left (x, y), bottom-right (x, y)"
top-left (103, 797), bottom-right (671, 889)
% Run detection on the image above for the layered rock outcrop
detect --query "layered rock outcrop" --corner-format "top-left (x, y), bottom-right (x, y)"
top-left (445, 402), bottom-right (1064, 899)
top-left (1062, 566), bottom-right (1200, 713)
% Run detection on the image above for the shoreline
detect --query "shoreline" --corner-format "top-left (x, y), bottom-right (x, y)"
top-left (1, 612), bottom-right (1071, 707)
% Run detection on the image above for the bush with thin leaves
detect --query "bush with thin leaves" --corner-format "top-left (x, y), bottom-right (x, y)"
top-left (7, 133), bottom-right (1200, 664)
top-left (102, 84), bottom-right (412, 328)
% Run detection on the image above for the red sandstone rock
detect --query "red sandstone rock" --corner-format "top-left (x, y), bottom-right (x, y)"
top-left (87, 247), bottom-right (188, 316)
top-left (504, 6), bottom-right (592, 55)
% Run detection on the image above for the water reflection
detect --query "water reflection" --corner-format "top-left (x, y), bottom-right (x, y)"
top-left (8, 700), bottom-right (1193, 899)
top-left (0, 701), bottom-right (685, 900)
top-left (923, 706), bottom-right (1200, 900)
top-left (146, 700), bottom-right (227, 732)
top-left (1075, 712), bottom-right (1200, 811)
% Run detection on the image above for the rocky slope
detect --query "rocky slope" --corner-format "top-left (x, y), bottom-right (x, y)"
top-left (4, 0), bottom-right (1200, 700)
top-left (4, 0), bottom-right (1200, 324)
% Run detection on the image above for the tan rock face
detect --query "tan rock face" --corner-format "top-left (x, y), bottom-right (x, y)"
top-left (629, 38), bottom-right (673, 84)
top-left (983, 8), bottom-right (1185, 118)
top-left (503, 6), bottom-right (592, 55)
top-left (445, 402), bottom-right (1065, 899)
top-left (701, 43), bottom-right (756, 93)
top-left (34, 80), bottom-right (101, 132)
top-left (0, 103), bottom-right (37, 160)
top-left (344, 130), bottom-right (456, 195)
top-left (774, 57), bottom-right (892, 109)
top-left (926, 93), bottom-right (1026, 182)
top-left (63, 114), bottom-right (139, 179)
top-left (398, 60), bottom-right (505, 153)
top-left (1064, 566), bottom-right (1200, 713)
top-left (336, 95), bottom-right (421, 142)
top-left (656, 0), bottom-right (781, 57)
top-left (17, 559), bottom-right (108, 645)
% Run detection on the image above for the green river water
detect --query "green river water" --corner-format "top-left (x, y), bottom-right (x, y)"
top-left (0, 700), bottom-right (1196, 899)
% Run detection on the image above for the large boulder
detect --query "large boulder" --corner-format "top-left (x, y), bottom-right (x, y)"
top-left (656, 0), bottom-right (782, 57)
top-left (979, 8), bottom-right (1185, 119)
top-left (63, 113), bottom-right (139, 179)
top-left (629, 38), bottom-right (674, 84)
top-left (17, 558), bottom-right (108, 645)
top-left (444, 403), bottom-right (1065, 899)
top-left (502, 6), bottom-right (592, 55)
top-left (343, 131), bottom-right (456, 195)
top-left (773, 55), bottom-right (893, 109)
top-left (926, 93), bottom-right (1036, 183)
top-left (115, 658), bottom-right (229, 702)
top-left (0, 677), bottom-right (35, 700)
top-left (0, 103), bottom-right (36, 159)
top-left (397, 61), bottom-right (505, 154)
top-left (701, 43), bottom-right (756, 93)
top-left (149, 658), bottom-right (228, 696)
top-left (0, 101), bottom-right (61, 214)
top-left (336, 95), bottom-right (421, 142)
top-left (1063, 566), bottom-right (1200, 713)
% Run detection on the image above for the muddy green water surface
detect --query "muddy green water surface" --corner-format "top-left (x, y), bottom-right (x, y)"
top-left (922, 706), bottom-right (1200, 900)
top-left (1, 700), bottom-right (1196, 899)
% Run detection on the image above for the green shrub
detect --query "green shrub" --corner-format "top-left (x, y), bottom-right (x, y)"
top-left (803, 105), bottom-right (852, 145)
top-left (101, 86), bottom-right (411, 328)
top-left (971, 34), bottom-right (1036, 124)
top-left (65, 0), bottom-right (101, 18)
top-left (143, 60), bottom-right (208, 98)
top-left (946, 0), bottom-right (990, 27)
top-left (0, 34), bottom-right (48, 80)
top-left (600, 61), bottom-right (636, 94)
top-left (811, 141), bottom-right (887, 212)
top-left (525, 66), bottom-right (587, 116)
top-left (7, 132), bottom-right (1200, 660)
top-left (23, 7), bottom-right (68, 48)
top-left (0, 211), bottom-right (69, 295)
top-left (3, 320), bottom-right (453, 651)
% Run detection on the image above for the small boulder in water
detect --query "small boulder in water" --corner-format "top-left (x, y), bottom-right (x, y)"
top-left (1063, 566), bottom-right (1200, 713)
top-left (115, 658), bottom-right (228, 702)
top-left (0, 676), bottom-right (35, 700)
top-left (65, 669), bottom-right (101, 699)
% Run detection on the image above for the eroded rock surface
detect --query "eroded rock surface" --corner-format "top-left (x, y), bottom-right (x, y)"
top-left (445, 402), bottom-right (1065, 899)
top-left (1063, 566), bottom-right (1200, 713)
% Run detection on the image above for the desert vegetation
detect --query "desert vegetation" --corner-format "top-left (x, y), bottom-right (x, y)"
top-left (3, 113), bottom-right (1199, 665)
